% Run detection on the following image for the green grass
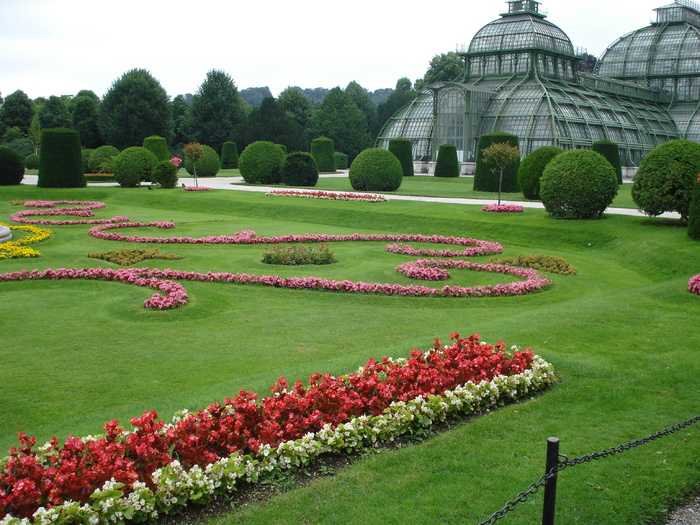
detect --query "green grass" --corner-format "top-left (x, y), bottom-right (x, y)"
top-left (0, 183), bottom-right (697, 524)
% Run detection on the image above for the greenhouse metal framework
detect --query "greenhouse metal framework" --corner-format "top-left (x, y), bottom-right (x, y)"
top-left (377, 0), bottom-right (700, 165)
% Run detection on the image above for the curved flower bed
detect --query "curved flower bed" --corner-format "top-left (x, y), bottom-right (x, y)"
top-left (689, 273), bottom-right (700, 295)
top-left (10, 201), bottom-right (129, 226)
top-left (481, 204), bottom-right (525, 213)
top-left (266, 189), bottom-right (386, 202)
top-left (0, 333), bottom-right (556, 524)
top-left (0, 223), bottom-right (53, 260)
top-left (385, 241), bottom-right (503, 258)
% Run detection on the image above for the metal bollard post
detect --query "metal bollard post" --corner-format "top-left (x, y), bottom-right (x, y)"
top-left (542, 437), bottom-right (560, 525)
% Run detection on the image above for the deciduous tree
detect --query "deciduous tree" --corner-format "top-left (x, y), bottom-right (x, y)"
top-left (191, 70), bottom-right (245, 151)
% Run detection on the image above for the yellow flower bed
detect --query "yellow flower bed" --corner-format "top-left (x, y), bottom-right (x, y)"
top-left (0, 222), bottom-right (53, 259)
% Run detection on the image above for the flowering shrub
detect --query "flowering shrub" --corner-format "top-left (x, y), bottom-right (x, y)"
top-left (87, 248), bottom-right (182, 266)
top-left (481, 204), bottom-right (525, 213)
top-left (689, 273), bottom-right (700, 295)
top-left (488, 254), bottom-right (577, 276)
top-left (183, 186), bottom-right (212, 191)
top-left (266, 189), bottom-right (386, 203)
top-left (262, 244), bottom-right (336, 265)
top-left (10, 201), bottom-right (128, 226)
top-left (0, 333), bottom-right (556, 523)
top-left (0, 223), bottom-right (52, 260)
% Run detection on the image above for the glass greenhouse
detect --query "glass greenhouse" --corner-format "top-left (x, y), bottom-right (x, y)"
top-left (377, 0), bottom-right (700, 165)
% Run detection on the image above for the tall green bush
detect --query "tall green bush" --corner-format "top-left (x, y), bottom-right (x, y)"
top-left (434, 143), bottom-right (459, 178)
top-left (311, 137), bottom-right (336, 173)
top-left (24, 153), bottom-right (41, 170)
top-left (517, 146), bottom-right (563, 200)
top-left (142, 136), bottom-right (170, 162)
top-left (540, 149), bottom-right (617, 219)
top-left (184, 145), bottom-right (220, 177)
top-left (0, 146), bottom-right (24, 185)
top-left (687, 177), bottom-right (700, 240)
top-left (151, 160), bottom-right (179, 189)
top-left (349, 148), bottom-right (403, 192)
top-left (632, 140), bottom-right (700, 222)
top-left (113, 147), bottom-right (157, 187)
top-left (592, 140), bottom-right (622, 184)
top-left (334, 152), bottom-right (348, 170)
top-left (473, 132), bottom-right (520, 192)
top-left (89, 145), bottom-right (120, 173)
top-left (221, 142), bottom-right (239, 169)
top-left (37, 128), bottom-right (86, 188)
top-left (388, 138), bottom-right (414, 177)
top-left (281, 152), bottom-right (319, 187)
top-left (238, 141), bottom-right (286, 184)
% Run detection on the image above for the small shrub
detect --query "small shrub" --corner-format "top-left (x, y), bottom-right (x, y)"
top-left (89, 146), bottom-right (120, 173)
top-left (184, 145), bottom-right (221, 177)
top-left (281, 152), bottom-right (319, 187)
top-left (38, 128), bottom-right (86, 188)
top-left (113, 147), bottom-right (157, 188)
top-left (334, 152), bottom-right (348, 170)
top-left (142, 136), bottom-right (170, 162)
top-left (24, 153), bottom-right (40, 170)
top-left (151, 160), bottom-right (179, 188)
top-left (0, 146), bottom-right (24, 185)
top-left (261, 244), bottom-right (336, 265)
top-left (311, 137), bottom-right (336, 172)
top-left (592, 140), bottom-right (622, 184)
top-left (221, 141), bottom-right (239, 169)
top-left (632, 139), bottom-right (700, 222)
top-left (349, 148), bottom-right (403, 192)
top-left (87, 248), bottom-right (182, 266)
top-left (474, 133), bottom-right (520, 192)
top-left (80, 149), bottom-right (93, 174)
top-left (540, 149), bottom-right (617, 219)
top-left (238, 141), bottom-right (286, 184)
top-left (488, 254), bottom-right (576, 276)
top-left (517, 146), bottom-right (563, 200)
top-left (4, 138), bottom-right (35, 159)
top-left (688, 177), bottom-right (700, 240)
top-left (388, 138), bottom-right (414, 177)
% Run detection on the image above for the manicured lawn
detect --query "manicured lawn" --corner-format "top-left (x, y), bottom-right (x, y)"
top-left (0, 183), bottom-right (697, 524)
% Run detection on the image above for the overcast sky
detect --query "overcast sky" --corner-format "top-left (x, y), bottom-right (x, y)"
top-left (0, 0), bottom-right (669, 100)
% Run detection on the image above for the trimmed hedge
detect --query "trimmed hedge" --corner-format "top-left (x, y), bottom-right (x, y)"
top-left (142, 136), bottom-right (170, 162)
top-left (221, 142), bottom-right (239, 169)
top-left (540, 149), bottom-right (617, 219)
top-left (24, 153), bottom-right (41, 170)
top-left (238, 141), bottom-right (286, 184)
top-left (281, 152), bottom-right (319, 187)
top-left (632, 139), bottom-right (700, 222)
top-left (151, 160), bottom-right (179, 189)
top-left (311, 137), bottom-right (336, 173)
top-left (89, 145), bottom-right (120, 173)
top-left (388, 138), bottom-right (414, 177)
top-left (113, 147), bottom-right (158, 188)
top-left (349, 148), bottom-right (403, 192)
top-left (434, 143), bottom-right (459, 178)
top-left (37, 128), bottom-right (86, 188)
top-left (334, 152), bottom-right (348, 170)
top-left (687, 179), bottom-right (700, 240)
top-left (474, 133), bottom-right (520, 192)
top-left (184, 145), bottom-right (220, 177)
top-left (517, 146), bottom-right (563, 200)
top-left (592, 140), bottom-right (622, 184)
top-left (0, 146), bottom-right (24, 185)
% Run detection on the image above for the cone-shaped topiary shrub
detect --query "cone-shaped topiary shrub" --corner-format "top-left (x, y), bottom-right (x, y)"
top-left (540, 149), bottom-right (618, 219)
top-left (434, 143), bottom-right (459, 178)
top-left (349, 148), bottom-right (403, 192)
top-left (38, 128), bottom-right (86, 188)
top-left (592, 140), bottom-right (622, 184)
top-left (184, 145), bottom-right (220, 177)
top-left (238, 141), bottom-right (286, 184)
top-left (389, 138), bottom-right (414, 177)
top-left (687, 177), bottom-right (700, 240)
top-left (0, 146), bottom-right (24, 185)
top-left (113, 147), bottom-right (157, 187)
top-left (632, 139), bottom-right (700, 222)
top-left (151, 160), bottom-right (179, 188)
top-left (281, 152), bottom-right (319, 187)
top-left (142, 136), bottom-right (170, 162)
top-left (311, 137), bottom-right (336, 172)
top-left (474, 132), bottom-right (520, 192)
top-left (517, 146), bottom-right (563, 200)
top-left (221, 141), bottom-right (239, 169)
top-left (334, 152), bottom-right (348, 170)
top-left (24, 152), bottom-right (40, 170)
top-left (89, 145), bottom-right (120, 173)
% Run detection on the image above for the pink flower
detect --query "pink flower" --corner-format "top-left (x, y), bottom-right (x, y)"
top-left (171, 157), bottom-right (181, 167)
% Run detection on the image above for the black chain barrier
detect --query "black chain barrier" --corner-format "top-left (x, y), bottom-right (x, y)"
top-left (478, 414), bottom-right (700, 525)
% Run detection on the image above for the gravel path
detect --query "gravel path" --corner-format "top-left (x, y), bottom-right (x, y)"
top-left (667, 494), bottom-right (700, 525)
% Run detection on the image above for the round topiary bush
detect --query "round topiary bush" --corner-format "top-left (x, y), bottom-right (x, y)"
top-left (24, 152), bottom-right (40, 170)
top-left (632, 139), bottom-right (700, 222)
top-left (540, 149), bottom-right (618, 219)
top-left (38, 128), bottom-right (86, 188)
top-left (434, 143), bottom-right (459, 178)
top-left (281, 152), bottom-right (319, 187)
top-left (592, 140), bottom-right (622, 184)
top-left (142, 136), bottom-right (170, 162)
top-left (238, 141), bottom-right (286, 184)
top-left (311, 137), bottom-right (336, 173)
top-left (388, 138), bottom-right (414, 177)
top-left (517, 146), bottom-right (563, 200)
top-left (184, 145), bottom-right (221, 177)
top-left (113, 147), bottom-right (158, 188)
top-left (349, 148), bottom-right (403, 192)
top-left (0, 146), bottom-right (24, 185)
top-left (221, 141), bottom-right (239, 169)
top-left (474, 132), bottom-right (520, 192)
top-left (151, 160), bottom-right (179, 189)
top-left (89, 145), bottom-right (120, 173)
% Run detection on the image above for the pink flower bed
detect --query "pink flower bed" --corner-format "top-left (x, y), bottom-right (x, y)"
top-left (689, 273), bottom-right (700, 295)
top-left (266, 189), bottom-right (386, 202)
top-left (10, 201), bottom-right (129, 225)
top-left (481, 204), bottom-right (525, 213)
top-left (183, 186), bottom-right (212, 191)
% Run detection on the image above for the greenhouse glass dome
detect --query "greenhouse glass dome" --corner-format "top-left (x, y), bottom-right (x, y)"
top-left (377, 0), bottom-right (689, 166)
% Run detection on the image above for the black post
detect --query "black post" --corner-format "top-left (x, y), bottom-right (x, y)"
top-left (542, 437), bottom-right (560, 525)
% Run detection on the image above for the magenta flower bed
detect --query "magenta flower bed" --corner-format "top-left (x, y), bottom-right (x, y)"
top-left (10, 201), bottom-right (129, 225)
top-left (689, 273), bottom-right (700, 295)
top-left (266, 189), bottom-right (386, 202)
top-left (481, 204), bottom-right (525, 213)
top-left (183, 186), bottom-right (212, 191)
